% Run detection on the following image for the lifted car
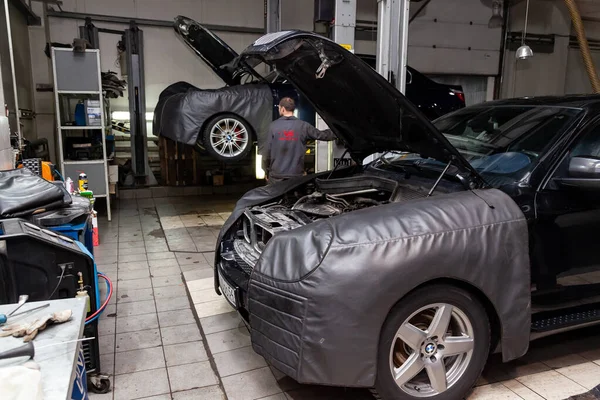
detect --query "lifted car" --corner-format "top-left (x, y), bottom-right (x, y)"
top-left (153, 16), bottom-right (465, 163)
top-left (214, 31), bottom-right (600, 400)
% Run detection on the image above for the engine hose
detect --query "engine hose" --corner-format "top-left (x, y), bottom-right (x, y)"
top-left (85, 273), bottom-right (113, 325)
top-left (564, 0), bottom-right (600, 93)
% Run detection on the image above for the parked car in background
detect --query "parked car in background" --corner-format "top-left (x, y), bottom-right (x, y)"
top-left (215, 30), bottom-right (600, 400)
top-left (358, 54), bottom-right (466, 120)
top-left (153, 16), bottom-right (465, 162)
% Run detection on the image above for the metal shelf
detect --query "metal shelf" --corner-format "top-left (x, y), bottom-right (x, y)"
top-left (52, 47), bottom-right (112, 221)
top-left (63, 160), bottom-right (105, 165)
top-left (60, 126), bottom-right (103, 130)
top-left (57, 90), bottom-right (101, 95)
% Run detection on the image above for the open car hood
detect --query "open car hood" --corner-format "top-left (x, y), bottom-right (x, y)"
top-left (174, 16), bottom-right (244, 86)
top-left (240, 31), bottom-right (484, 185)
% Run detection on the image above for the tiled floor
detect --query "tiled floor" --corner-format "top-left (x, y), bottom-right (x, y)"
top-left (90, 194), bottom-right (600, 400)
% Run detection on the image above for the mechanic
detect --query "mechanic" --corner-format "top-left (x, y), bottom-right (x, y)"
top-left (263, 97), bottom-right (337, 184)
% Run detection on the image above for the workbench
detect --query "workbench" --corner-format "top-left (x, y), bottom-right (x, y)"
top-left (0, 297), bottom-right (87, 399)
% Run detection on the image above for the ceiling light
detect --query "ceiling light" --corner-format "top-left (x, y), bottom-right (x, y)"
top-left (516, 0), bottom-right (534, 60)
top-left (516, 45), bottom-right (534, 60)
top-left (488, 0), bottom-right (503, 28)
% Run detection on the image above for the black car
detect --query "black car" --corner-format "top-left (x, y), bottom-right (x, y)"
top-left (358, 54), bottom-right (466, 120)
top-left (214, 30), bottom-right (600, 400)
top-left (153, 16), bottom-right (465, 162)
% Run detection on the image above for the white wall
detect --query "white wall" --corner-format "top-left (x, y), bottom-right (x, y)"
top-left (42, 0), bottom-right (265, 112)
top-left (1, 2), bottom-right (35, 141)
top-left (407, 0), bottom-right (503, 75)
top-left (500, 0), bottom-right (600, 98)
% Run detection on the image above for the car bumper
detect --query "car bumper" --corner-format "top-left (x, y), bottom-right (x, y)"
top-left (216, 259), bottom-right (308, 381)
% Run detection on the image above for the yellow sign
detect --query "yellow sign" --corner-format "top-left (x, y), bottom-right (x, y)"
top-left (340, 44), bottom-right (352, 51)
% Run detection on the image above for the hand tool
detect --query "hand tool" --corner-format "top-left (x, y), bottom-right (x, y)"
top-left (7, 296), bottom-right (28, 317)
top-left (0, 302), bottom-right (49, 325)
top-left (0, 337), bottom-right (95, 361)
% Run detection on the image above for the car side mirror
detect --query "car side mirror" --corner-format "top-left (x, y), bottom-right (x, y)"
top-left (554, 156), bottom-right (600, 190)
top-left (569, 156), bottom-right (600, 178)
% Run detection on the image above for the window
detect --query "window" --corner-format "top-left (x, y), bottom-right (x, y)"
top-left (383, 106), bottom-right (583, 188)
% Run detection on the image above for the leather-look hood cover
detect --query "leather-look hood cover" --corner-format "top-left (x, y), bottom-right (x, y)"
top-left (0, 169), bottom-right (67, 218)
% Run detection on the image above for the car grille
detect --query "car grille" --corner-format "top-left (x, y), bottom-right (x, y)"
top-left (233, 239), bottom-right (260, 274)
top-left (242, 213), bottom-right (273, 252)
top-left (234, 251), bottom-right (254, 275)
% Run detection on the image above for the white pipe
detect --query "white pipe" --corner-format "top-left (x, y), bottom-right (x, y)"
top-left (3, 0), bottom-right (21, 149)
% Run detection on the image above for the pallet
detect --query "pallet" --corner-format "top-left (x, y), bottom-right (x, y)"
top-left (158, 136), bottom-right (257, 186)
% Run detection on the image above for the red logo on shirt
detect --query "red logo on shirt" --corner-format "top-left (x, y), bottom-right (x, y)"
top-left (278, 130), bottom-right (298, 141)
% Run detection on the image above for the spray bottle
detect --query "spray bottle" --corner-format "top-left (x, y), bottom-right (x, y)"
top-left (78, 172), bottom-right (88, 192)
top-left (75, 272), bottom-right (91, 313)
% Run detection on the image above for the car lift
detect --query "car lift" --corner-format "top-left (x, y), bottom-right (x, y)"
top-left (80, 19), bottom-right (153, 185)
top-left (313, 0), bottom-right (411, 171)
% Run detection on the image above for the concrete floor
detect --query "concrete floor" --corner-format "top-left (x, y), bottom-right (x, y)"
top-left (89, 193), bottom-right (600, 400)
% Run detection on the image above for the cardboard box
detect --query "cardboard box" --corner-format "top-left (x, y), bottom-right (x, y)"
top-left (108, 165), bottom-right (118, 183)
top-left (212, 174), bottom-right (224, 186)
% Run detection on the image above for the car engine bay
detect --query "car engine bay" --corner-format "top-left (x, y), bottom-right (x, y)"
top-left (227, 174), bottom-right (430, 271)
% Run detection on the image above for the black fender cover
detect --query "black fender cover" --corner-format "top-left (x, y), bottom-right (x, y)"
top-left (153, 82), bottom-right (273, 146)
top-left (245, 188), bottom-right (530, 387)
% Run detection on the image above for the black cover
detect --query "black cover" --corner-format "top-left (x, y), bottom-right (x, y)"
top-left (216, 180), bottom-right (531, 387)
top-left (153, 81), bottom-right (274, 146)
top-left (0, 169), bottom-right (66, 218)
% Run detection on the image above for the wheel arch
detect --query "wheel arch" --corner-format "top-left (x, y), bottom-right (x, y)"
top-left (378, 277), bottom-right (503, 362)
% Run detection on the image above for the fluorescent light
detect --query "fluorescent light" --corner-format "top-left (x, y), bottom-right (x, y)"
top-left (255, 147), bottom-right (265, 180)
top-left (111, 111), bottom-right (154, 121)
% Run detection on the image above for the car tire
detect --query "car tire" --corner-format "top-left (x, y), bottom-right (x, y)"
top-left (373, 284), bottom-right (490, 400)
top-left (202, 114), bottom-right (253, 162)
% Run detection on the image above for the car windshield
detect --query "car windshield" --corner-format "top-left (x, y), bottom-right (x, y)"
top-left (381, 105), bottom-right (583, 187)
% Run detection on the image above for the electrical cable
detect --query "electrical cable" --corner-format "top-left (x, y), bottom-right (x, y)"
top-left (47, 266), bottom-right (66, 300)
top-left (85, 272), bottom-right (113, 324)
top-left (54, 169), bottom-right (65, 182)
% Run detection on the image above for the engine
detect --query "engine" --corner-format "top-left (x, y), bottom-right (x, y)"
top-left (229, 175), bottom-right (426, 270)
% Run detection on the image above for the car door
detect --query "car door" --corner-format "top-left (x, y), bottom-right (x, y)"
top-left (534, 118), bottom-right (600, 287)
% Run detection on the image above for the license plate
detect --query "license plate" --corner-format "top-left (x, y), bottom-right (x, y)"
top-left (219, 272), bottom-right (237, 308)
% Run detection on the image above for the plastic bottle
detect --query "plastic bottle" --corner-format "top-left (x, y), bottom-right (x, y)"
top-left (78, 172), bottom-right (88, 192)
top-left (74, 101), bottom-right (86, 126)
top-left (65, 177), bottom-right (74, 193)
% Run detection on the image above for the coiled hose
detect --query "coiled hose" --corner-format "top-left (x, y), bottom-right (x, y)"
top-left (85, 273), bottom-right (113, 325)
top-left (564, 0), bottom-right (600, 93)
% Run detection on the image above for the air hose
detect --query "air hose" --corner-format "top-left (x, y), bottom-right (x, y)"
top-left (564, 0), bottom-right (600, 93)
top-left (85, 272), bottom-right (113, 325)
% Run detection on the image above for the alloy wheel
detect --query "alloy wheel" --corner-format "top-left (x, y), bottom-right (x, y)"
top-left (209, 118), bottom-right (249, 158)
top-left (389, 303), bottom-right (475, 397)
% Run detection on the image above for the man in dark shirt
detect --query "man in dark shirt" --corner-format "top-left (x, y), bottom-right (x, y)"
top-left (262, 97), bottom-right (336, 183)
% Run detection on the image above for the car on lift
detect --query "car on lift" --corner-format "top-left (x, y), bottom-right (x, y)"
top-left (214, 30), bottom-right (600, 400)
top-left (153, 16), bottom-right (465, 163)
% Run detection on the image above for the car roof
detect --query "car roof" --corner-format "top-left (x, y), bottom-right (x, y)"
top-left (477, 94), bottom-right (600, 109)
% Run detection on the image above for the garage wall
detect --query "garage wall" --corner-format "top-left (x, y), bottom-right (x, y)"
top-left (564, 19), bottom-right (600, 94)
top-left (26, 0), bottom-right (270, 163)
top-left (350, 0), bottom-right (503, 75)
top-left (0, 2), bottom-right (35, 141)
top-left (499, 0), bottom-right (600, 98)
top-left (42, 0), bottom-right (265, 112)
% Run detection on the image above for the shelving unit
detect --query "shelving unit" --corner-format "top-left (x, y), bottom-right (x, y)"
top-left (52, 48), bottom-right (112, 221)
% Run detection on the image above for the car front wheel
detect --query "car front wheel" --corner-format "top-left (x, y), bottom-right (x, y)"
top-left (202, 114), bottom-right (253, 162)
top-left (374, 284), bottom-right (490, 400)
